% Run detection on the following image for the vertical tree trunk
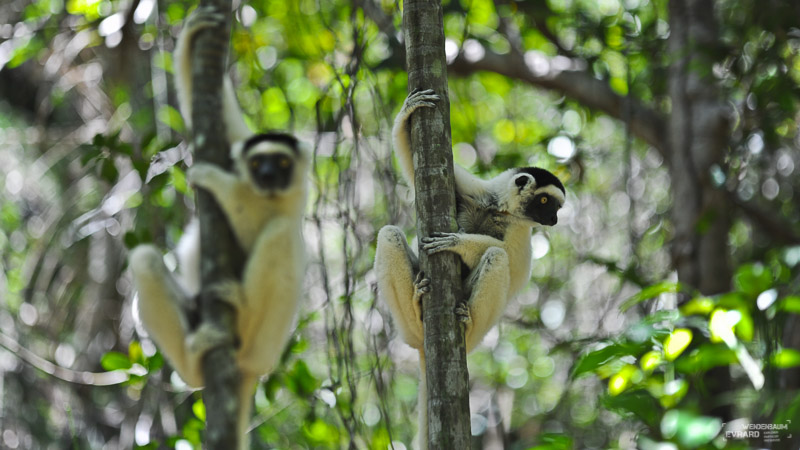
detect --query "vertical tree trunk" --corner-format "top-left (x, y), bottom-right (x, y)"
top-left (402, 0), bottom-right (472, 448)
top-left (667, 0), bottom-right (733, 420)
top-left (188, 1), bottom-right (244, 448)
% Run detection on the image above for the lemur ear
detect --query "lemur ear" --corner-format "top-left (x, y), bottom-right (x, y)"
top-left (514, 175), bottom-right (532, 188)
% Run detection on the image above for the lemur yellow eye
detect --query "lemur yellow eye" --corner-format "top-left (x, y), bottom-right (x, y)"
top-left (541, 196), bottom-right (548, 204)
top-left (250, 160), bottom-right (259, 168)
top-left (279, 157), bottom-right (291, 168)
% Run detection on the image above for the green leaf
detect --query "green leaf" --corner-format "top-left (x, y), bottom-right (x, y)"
top-left (772, 349), bottom-right (800, 368)
top-left (779, 296), bottom-right (800, 313)
top-left (609, 364), bottom-right (640, 396)
top-left (733, 263), bottom-right (773, 298)
top-left (262, 373), bottom-right (283, 402)
top-left (101, 351), bottom-right (132, 371)
top-left (100, 158), bottom-right (119, 183)
top-left (157, 105), bottom-right (185, 133)
top-left (128, 341), bottom-right (145, 366)
top-left (603, 390), bottom-right (661, 428)
top-left (674, 343), bottom-right (736, 373)
top-left (529, 433), bottom-right (573, 449)
top-left (302, 418), bottom-right (340, 444)
top-left (640, 351), bottom-right (662, 373)
top-left (572, 341), bottom-right (648, 378)
top-left (621, 282), bottom-right (683, 312)
top-left (660, 409), bottom-right (722, 447)
top-left (192, 398), bottom-right (206, 421)
top-left (285, 360), bottom-right (318, 397)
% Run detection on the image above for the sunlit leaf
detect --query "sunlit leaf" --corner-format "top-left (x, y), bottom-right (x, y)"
top-left (609, 364), bottom-right (639, 396)
top-left (128, 341), bottom-right (145, 366)
top-left (709, 309), bottom-right (738, 346)
top-left (192, 398), bottom-right (206, 421)
top-left (664, 329), bottom-right (693, 361)
top-left (779, 296), bottom-right (800, 313)
top-left (101, 351), bottom-right (132, 371)
top-left (679, 297), bottom-right (715, 316)
top-left (302, 418), bottom-right (340, 444)
top-left (658, 379), bottom-right (688, 408)
top-left (640, 351), bottom-right (661, 373)
top-left (772, 349), bottom-right (800, 368)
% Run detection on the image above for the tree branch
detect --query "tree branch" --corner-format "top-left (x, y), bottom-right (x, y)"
top-left (403, 0), bottom-right (472, 448)
top-left (358, 0), bottom-right (667, 153)
top-left (448, 48), bottom-right (667, 153)
top-left (190, 1), bottom-right (243, 448)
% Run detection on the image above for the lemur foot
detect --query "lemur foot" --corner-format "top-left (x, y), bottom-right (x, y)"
top-left (421, 232), bottom-right (460, 255)
top-left (185, 6), bottom-right (225, 31)
top-left (208, 278), bottom-right (246, 309)
top-left (401, 89), bottom-right (440, 118)
top-left (186, 322), bottom-right (233, 358)
top-left (454, 302), bottom-right (472, 325)
top-left (412, 271), bottom-right (431, 321)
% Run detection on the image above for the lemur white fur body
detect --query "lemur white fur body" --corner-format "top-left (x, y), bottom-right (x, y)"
top-left (129, 8), bottom-right (308, 450)
top-left (375, 89), bottom-right (565, 449)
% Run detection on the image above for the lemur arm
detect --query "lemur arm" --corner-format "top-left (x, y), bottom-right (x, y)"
top-left (421, 232), bottom-right (505, 268)
top-left (174, 7), bottom-right (251, 143)
top-left (390, 89), bottom-right (441, 188)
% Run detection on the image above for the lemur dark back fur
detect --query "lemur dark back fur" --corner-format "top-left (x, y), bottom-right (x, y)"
top-left (517, 167), bottom-right (565, 193)
top-left (242, 132), bottom-right (300, 155)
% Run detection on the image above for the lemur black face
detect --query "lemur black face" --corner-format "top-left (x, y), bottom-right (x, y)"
top-left (247, 153), bottom-right (294, 191)
top-left (516, 167), bottom-right (565, 226)
top-left (524, 193), bottom-right (561, 226)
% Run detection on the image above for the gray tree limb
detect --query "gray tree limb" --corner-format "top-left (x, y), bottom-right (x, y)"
top-left (402, 0), bottom-right (472, 448)
top-left (188, 1), bottom-right (243, 448)
top-left (448, 49), bottom-right (667, 154)
top-left (356, 0), bottom-right (667, 153)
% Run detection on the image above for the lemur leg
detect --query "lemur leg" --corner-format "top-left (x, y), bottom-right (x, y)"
top-left (236, 216), bottom-right (303, 376)
top-left (129, 245), bottom-right (205, 387)
top-left (375, 225), bottom-right (424, 350)
top-left (462, 247), bottom-right (510, 353)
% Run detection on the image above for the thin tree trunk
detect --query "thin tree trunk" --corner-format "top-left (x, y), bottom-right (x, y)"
top-left (667, 0), bottom-right (733, 420)
top-left (188, 1), bottom-right (244, 448)
top-left (402, 0), bottom-right (472, 448)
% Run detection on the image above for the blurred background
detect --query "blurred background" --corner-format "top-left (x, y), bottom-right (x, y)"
top-left (0, 0), bottom-right (799, 448)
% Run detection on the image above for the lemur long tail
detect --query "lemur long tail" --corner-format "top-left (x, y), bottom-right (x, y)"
top-left (417, 349), bottom-right (429, 450)
top-left (237, 374), bottom-right (257, 450)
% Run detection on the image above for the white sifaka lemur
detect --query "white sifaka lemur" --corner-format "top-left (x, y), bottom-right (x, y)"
top-left (128, 8), bottom-right (308, 449)
top-left (374, 89), bottom-right (565, 448)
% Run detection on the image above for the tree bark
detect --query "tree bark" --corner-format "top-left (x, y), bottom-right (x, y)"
top-left (188, 1), bottom-right (244, 448)
top-left (402, 0), bottom-right (472, 448)
top-left (667, 0), bottom-right (733, 420)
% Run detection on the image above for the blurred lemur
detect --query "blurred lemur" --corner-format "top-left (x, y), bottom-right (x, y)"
top-left (129, 8), bottom-right (308, 449)
top-left (374, 89), bottom-right (565, 448)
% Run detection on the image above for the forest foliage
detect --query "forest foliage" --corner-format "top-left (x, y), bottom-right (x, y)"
top-left (0, 0), bottom-right (799, 448)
